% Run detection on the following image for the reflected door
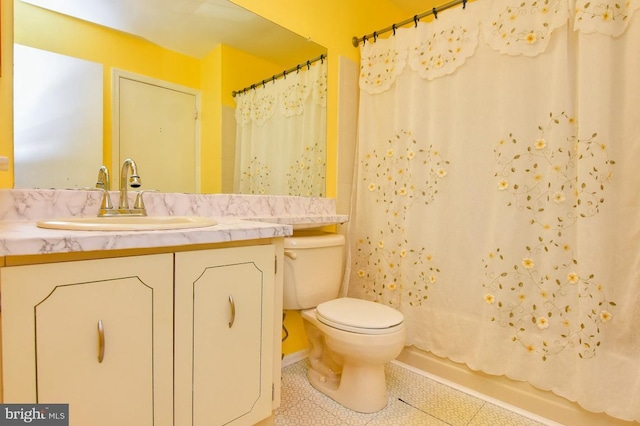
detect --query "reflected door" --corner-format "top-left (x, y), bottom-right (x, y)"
top-left (116, 72), bottom-right (200, 193)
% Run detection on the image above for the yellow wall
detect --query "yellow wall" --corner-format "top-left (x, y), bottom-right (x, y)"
top-left (282, 311), bottom-right (307, 356)
top-left (221, 45), bottom-right (286, 109)
top-left (199, 46), bottom-right (223, 193)
top-left (0, 0), bottom-right (14, 188)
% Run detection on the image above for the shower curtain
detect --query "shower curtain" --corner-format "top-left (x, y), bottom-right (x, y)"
top-left (234, 60), bottom-right (327, 196)
top-left (348, 0), bottom-right (640, 421)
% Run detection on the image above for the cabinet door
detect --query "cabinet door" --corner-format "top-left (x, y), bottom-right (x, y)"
top-left (175, 245), bottom-right (275, 426)
top-left (1, 254), bottom-right (173, 426)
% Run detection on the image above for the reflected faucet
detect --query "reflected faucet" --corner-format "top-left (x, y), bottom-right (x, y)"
top-left (95, 165), bottom-right (113, 214)
top-left (96, 166), bottom-right (110, 191)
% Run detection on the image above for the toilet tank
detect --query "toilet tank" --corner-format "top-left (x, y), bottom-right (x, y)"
top-left (283, 232), bottom-right (345, 310)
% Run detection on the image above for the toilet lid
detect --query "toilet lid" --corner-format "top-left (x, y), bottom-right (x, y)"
top-left (316, 298), bottom-right (404, 335)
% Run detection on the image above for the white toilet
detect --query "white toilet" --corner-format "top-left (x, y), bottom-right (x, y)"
top-left (283, 232), bottom-right (406, 413)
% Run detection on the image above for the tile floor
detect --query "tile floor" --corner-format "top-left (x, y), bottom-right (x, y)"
top-left (275, 359), bottom-right (557, 426)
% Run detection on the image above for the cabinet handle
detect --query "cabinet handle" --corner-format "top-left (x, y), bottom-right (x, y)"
top-left (97, 320), bottom-right (105, 363)
top-left (228, 295), bottom-right (236, 328)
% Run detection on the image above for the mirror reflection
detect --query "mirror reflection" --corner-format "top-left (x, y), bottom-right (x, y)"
top-left (234, 56), bottom-right (327, 197)
top-left (13, 0), bottom-right (327, 196)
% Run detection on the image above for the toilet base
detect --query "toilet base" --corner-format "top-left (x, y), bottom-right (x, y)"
top-left (307, 359), bottom-right (389, 413)
top-left (301, 306), bottom-right (406, 414)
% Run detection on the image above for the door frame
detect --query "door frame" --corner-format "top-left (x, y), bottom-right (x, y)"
top-left (112, 69), bottom-right (201, 192)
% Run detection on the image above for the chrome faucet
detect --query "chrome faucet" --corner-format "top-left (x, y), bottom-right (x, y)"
top-left (114, 158), bottom-right (146, 216)
top-left (119, 158), bottom-right (142, 209)
top-left (94, 160), bottom-right (148, 217)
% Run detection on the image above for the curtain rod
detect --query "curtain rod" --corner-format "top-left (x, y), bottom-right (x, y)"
top-left (232, 54), bottom-right (327, 97)
top-left (352, 0), bottom-right (467, 47)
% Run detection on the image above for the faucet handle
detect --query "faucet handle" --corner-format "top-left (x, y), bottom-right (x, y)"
top-left (134, 190), bottom-right (157, 210)
top-left (99, 189), bottom-right (114, 211)
top-left (83, 187), bottom-right (114, 215)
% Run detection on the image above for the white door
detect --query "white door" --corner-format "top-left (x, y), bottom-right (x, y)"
top-left (115, 71), bottom-right (200, 193)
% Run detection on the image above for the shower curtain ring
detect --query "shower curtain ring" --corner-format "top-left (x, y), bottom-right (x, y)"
top-left (392, 24), bottom-right (397, 36)
top-left (414, 15), bottom-right (419, 27)
top-left (433, 8), bottom-right (438, 19)
top-left (307, 60), bottom-right (311, 70)
top-left (363, 35), bottom-right (368, 45)
top-left (373, 31), bottom-right (378, 42)
top-left (462, 0), bottom-right (467, 8)
top-left (297, 64), bottom-right (301, 74)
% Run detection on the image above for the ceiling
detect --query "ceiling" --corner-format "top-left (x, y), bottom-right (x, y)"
top-left (20, 0), bottom-right (449, 61)
top-left (19, 0), bottom-right (325, 63)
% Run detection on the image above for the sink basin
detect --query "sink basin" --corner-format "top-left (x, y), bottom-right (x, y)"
top-left (37, 216), bottom-right (217, 231)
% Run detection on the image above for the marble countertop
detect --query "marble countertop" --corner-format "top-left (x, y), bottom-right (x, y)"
top-left (0, 189), bottom-right (348, 257)
top-left (0, 217), bottom-right (293, 257)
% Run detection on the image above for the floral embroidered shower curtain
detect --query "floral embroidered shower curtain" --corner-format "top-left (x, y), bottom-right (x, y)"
top-left (234, 60), bottom-right (327, 196)
top-left (348, 0), bottom-right (640, 421)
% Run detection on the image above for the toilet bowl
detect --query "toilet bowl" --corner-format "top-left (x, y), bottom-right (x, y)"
top-left (283, 233), bottom-right (406, 413)
top-left (302, 298), bottom-right (405, 413)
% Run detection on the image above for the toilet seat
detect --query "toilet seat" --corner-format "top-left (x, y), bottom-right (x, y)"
top-left (316, 298), bottom-right (404, 335)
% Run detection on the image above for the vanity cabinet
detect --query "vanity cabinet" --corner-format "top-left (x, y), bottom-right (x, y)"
top-left (1, 242), bottom-right (281, 426)
top-left (0, 254), bottom-right (174, 426)
top-left (174, 245), bottom-right (275, 426)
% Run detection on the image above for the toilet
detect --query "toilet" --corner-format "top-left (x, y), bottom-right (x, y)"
top-left (283, 232), bottom-right (406, 413)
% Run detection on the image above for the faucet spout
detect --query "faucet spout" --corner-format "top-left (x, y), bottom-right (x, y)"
top-left (119, 158), bottom-right (143, 210)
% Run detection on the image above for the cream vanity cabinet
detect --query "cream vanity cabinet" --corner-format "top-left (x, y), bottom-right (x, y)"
top-left (1, 242), bottom-right (280, 426)
top-left (1, 254), bottom-right (175, 426)
top-left (174, 245), bottom-right (275, 426)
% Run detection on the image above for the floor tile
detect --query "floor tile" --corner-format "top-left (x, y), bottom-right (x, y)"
top-left (386, 363), bottom-right (484, 426)
top-left (276, 359), bottom-right (552, 426)
top-left (367, 397), bottom-right (450, 426)
top-left (275, 398), bottom-right (344, 426)
top-left (468, 402), bottom-right (548, 426)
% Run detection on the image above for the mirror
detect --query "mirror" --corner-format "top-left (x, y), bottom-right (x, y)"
top-left (13, 0), bottom-right (327, 195)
